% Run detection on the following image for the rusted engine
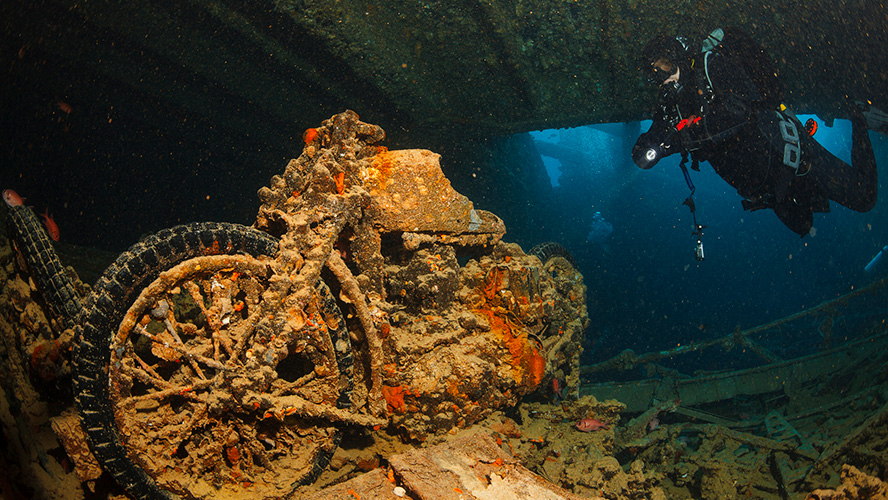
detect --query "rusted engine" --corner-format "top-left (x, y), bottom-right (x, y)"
top-left (3, 110), bottom-right (588, 500)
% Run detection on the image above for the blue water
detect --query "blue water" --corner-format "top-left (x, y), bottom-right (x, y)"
top-left (529, 118), bottom-right (888, 372)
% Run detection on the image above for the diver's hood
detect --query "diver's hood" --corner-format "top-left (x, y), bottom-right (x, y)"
top-left (642, 35), bottom-right (692, 81)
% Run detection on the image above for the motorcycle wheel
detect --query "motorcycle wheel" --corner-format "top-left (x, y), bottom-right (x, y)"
top-left (76, 222), bottom-right (353, 500)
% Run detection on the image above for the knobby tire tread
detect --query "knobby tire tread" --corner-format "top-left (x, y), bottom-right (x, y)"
top-left (6, 205), bottom-right (83, 326)
top-left (75, 222), bottom-right (279, 500)
top-left (528, 241), bottom-right (577, 268)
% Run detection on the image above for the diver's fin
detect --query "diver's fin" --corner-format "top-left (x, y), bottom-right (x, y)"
top-left (854, 100), bottom-right (888, 135)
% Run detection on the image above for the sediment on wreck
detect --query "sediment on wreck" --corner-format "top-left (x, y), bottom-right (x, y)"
top-left (5, 109), bottom-right (885, 500)
top-left (1, 110), bottom-right (590, 500)
top-left (252, 110), bottom-right (589, 441)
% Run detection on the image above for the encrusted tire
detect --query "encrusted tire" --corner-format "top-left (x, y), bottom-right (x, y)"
top-left (6, 204), bottom-right (83, 325)
top-left (75, 222), bottom-right (354, 500)
top-left (528, 241), bottom-right (577, 268)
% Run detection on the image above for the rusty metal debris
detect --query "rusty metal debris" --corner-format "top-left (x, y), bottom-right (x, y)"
top-left (306, 432), bottom-right (590, 500)
top-left (2, 110), bottom-right (888, 500)
top-left (570, 279), bottom-right (888, 499)
top-left (1, 110), bottom-right (588, 500)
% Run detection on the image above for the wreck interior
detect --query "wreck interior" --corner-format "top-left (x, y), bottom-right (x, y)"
top-left (2, 1), bottom-right (888, 499)
top-left (3, 0), bottom-right (888, 248)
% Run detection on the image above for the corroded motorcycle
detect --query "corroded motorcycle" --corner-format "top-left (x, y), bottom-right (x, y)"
top-left (7, 111), bottom-right (587, 500)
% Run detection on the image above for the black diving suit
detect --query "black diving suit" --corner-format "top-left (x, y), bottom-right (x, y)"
top-left (632, 50), bottom-right (878, 236)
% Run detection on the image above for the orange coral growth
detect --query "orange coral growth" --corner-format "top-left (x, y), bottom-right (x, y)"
top-left (527, 347), bottom-right (546, 388)
top-left (303, 127), bottom-right (319, 144)
top-left (30, 340), bottom-right (61, 381)
top-left (446, 379), bottom-right (461, 397)
top-left (370, 150), bottom-right (397, 178)
top-left (226, 446), bottom-right (240, 465)
top-left (378, 322), bottom-right (391, 337)
top-left (334, 172), bottom-right (345, 194)
top-left (474, 306), bottom-right (545, 390)
top-left (480, 267), bottom-right (503, 302)
top-left (470, 263), bottom-right (548, 390)
top-left (381, 385), bottom-right (406, 413)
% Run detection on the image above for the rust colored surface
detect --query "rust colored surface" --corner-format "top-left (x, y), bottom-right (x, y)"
top-left (302, 468), bottom-right (394, 500)
top-left (388, 433), bottom-right (587, 500)
top-left (252, 111), bottom-right (584, 442)
top-left (1, 108), bottom-right (886, 500)
top-left (1, 111), bottom-right (588, 500)
top-left (50, 412), bottom-right (103, 482)
top-left (364, 149), bottom-right (483, 234)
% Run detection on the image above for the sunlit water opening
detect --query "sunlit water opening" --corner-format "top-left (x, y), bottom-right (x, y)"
top-left (520, 116), bottom-right (887, 368)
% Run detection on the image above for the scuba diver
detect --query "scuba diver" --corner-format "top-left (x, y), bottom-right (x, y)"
top-left (632, 28), bottom-right (886, 236)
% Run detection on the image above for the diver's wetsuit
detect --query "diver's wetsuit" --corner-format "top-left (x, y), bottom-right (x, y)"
top-left (632, 50), bottom-right (878, 236)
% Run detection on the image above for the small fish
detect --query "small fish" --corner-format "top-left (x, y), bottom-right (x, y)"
top-left (40, 209), bottom-right (60, 241)
top-left (648, 417), bottom-right (660, 431)
top-left (56, 100), bottom-right (73, 115)
top-left (2, 189), bottom-right (25, 208)
top-left (575, 418), bottom-right (610, 432)
top-left (551, 378), bottom-right (563, 401)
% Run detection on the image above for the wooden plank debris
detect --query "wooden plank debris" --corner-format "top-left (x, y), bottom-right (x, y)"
top-left (307, 433), bottom-right (592, 500)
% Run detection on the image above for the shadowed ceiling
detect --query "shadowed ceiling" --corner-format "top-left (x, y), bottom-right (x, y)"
top-left (5, 0), bottom-right (886, 137)
top-left (2, 0), bottom-right (886, 248)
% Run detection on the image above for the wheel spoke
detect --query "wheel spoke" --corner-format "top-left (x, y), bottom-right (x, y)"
top-left (272, 371), bottom-right (316, 397)
top-left (132, 322), bottom-right (229, 371)
top-left (105, 254), bottom-right (355, 499)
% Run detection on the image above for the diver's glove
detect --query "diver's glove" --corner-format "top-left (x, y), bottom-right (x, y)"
top-left (632, 130), bottom-right (679, 169)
